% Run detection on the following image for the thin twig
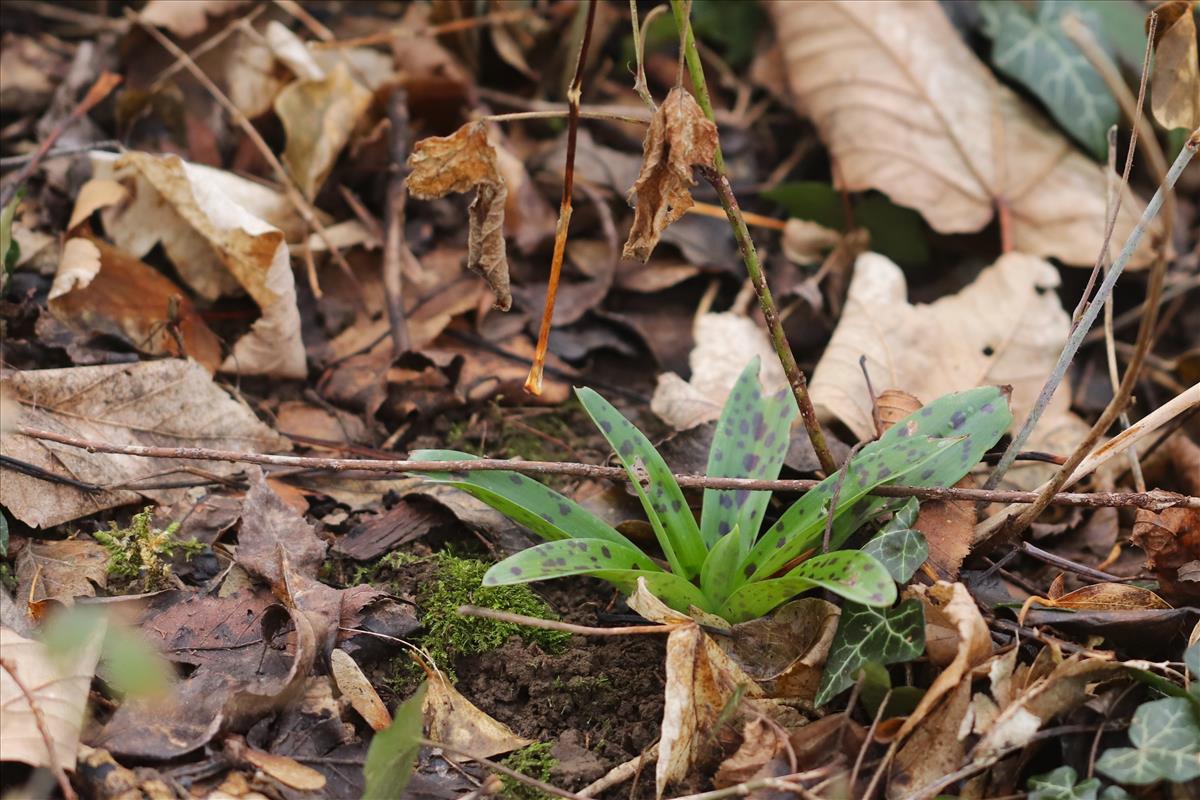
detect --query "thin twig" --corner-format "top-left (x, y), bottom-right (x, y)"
top-left (0, 658), bottom-right (79, 800)
top-left (0, 140), bottom-right (122, 169)
top-left (382, 88), bottom-right (412, 354)
top-left (421, 739), bottom-right (588, 800)
top-left (665, 765), bottom-right (837, 800)
top-left (15, 426), bottom-right (1199, 510)
top-left (824, 442), bottom-right (866, 552)
top-left (312, 8), bottom-right (536, 48)
top-left (525, 0), bottom-right (597, 396)
top-left (481, 109), bottom-right (649, 125)
top-left (148, 5), bottom-right (267, 92)
top-left (579, 745), bottom-right (659, 798)
top-left (458, 605), bottom-right (685, 635)
top-left (628, 0), bottom-right (658, 111)
top-left (1019, 541), bottom-right (1134, 584)
top-left (0, 72), bottom-right (121, 208)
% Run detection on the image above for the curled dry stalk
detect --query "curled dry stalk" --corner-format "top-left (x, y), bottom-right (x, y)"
top-left (667, 0), bottom-right (838, 475)
top-left (524, 0), bottom-right (598, 396)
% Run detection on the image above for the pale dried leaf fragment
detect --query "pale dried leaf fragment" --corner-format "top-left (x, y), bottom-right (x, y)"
top-left (140, 0), bottom-right (248, 37)
top-left (769, 1), bottom-right (1159, 268)
top-left (424, 669), bottom-right (531, 759)
top-left (1150, 2), bottom-right (1200, 130)
top-left (242, 747), bottom-right (326, 792)
top-left (407, 121), bottom-right (512, 310)
top-left (331, 649), bottom-right (391, 731)
top-left (264, 20), bottom-right (323, 81)
top-left (622, 88), bottom-right (719, 262)
top-left (68, 178), bottom-right (128, 230)
top-left (275, 63), bottom-right (373, 199)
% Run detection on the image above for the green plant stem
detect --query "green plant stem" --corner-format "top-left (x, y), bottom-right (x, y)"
top-left (669, 0), bottom-right (837, 475)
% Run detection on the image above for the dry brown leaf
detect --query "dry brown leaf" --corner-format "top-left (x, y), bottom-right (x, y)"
top-left (0, 360), bottom-right (288, 528)
top-left (0, 623), bottom-right (105, 769)
top-left (898, 582), bottom-right (991, 740)
top-left (1150, 1), bottom-right (1200, 130)
top-left (330, 649), bottom-right (391, 731)
top-left (1133, 506), bottom-right (1200, 604)
top-left (16, 539), bottom-right (109, 611)
top-left (241, 746), bottom-right (326, 792)
top-left (651, 312), bottom-right (786, 431)
top-left (713, 717), bottom-right (790, 788)
top-left (140, 0), bottom-right (247, 37)
top-left (49, 234), bottom-right (223, 372)
top-left (769, 1), bottom-right (1159, 268)
top-left (1028, 583), bottom-right (1172, 617)
top-left (423, 669), bottom-right (532, 759)
top-left (811, 252), bottom-right (1087, 488)
top-left (721, 598), bottom-right (839, 702)
top-left (407, 121), bottom-right (511, 311)
top-left (622, 88), bottom-right (719, 262)
top-left (264, 20), bottom-right (324, 81)
top-left (889, 675), bottom-right (972, 799)
top-left (87, 152), bottom-right (306, 377)
top-left (275, 63), bottom-right (373, 199)
top-left (68, 178), bottom-right (128, 230)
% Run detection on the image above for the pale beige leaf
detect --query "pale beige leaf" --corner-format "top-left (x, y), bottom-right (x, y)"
top-left (330, 649), bottom-right (391, 731)
top-left (781, 218), bottom-right (842, 264)
top-left (623, 88), bottom-right (719, 262)
top-left (264, 20), bottom-right (323, 81)
top-left (407, 122), bottom-right (511, 310)
top-left (68, 178), bottom-right (128, 230)
top-left (242, 747), bottom-right (326, 791)
top-left (1151, 2), bottom-right (1200, 130)
top-left (49, 238), bottom-right (101, 299)
top-left (769, 1), bottom-right (1159, 268)
top-left (423, 670), bottom-right (531, 759)
top-left (90, 151), bottom-right (306, 377)
top-left (140, 0), bottom-right (247, 37)
top-left (275, 63), bottom-right (372, 199)
top-left (0, 623), bottom-right (105, 769)
top-left (0, 360), bottom-right (288, 528)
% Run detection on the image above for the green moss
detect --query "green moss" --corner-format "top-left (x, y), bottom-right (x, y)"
top-left (351, 550), bottom-right (421, 586)
top-left (93, 507), bottom-right (202, 593)
top-left (500, 742), bottom-right (557, 800)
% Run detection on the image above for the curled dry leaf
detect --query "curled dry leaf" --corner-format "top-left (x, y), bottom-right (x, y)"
top-left (1150, 1), bottom-right (1200, 131)
top-left (1023, 583), bottom-right (1171, 625)
top-left (423, 668), bottom-right (532, 759)
top-left (87, 151), bottom-right (306, 377)
top-left (275, 62), bottom-right (373, 199)
top-left (622, 88), bottom-right (719, 262)
top-left (769, 1), bottom-right (1159, 268)
top-left (407, 121), bottom-right (512, 310)
top-left (1133, 506), bottom-right (1200, 604)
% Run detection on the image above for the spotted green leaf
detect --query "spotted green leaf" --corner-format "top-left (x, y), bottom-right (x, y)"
top-left (861, 498), bottom-right (927, 583)
top-left (1096, 697), bottom-right (1200, 784)
top-left (576, 388), bottom-right (707, 579)
top-left (699, 525), bottom-right (742, 606)
top-left (738, 436), bottom-right (960, 584)
top-left (720, 550), bottom-right (896, 623)
top-left (814, 599), bottom-right (925, 706)
top-left (363, 682), bottom-right (426, 799)
top-left (701, 358), bottom-right (796, 558)
top-left (410, 449), bottom-right (635, 548)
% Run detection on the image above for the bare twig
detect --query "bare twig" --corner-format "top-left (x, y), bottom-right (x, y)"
top-left (421, 739), bottom-right (588, 800)
top-left (458, 605), bottom-right (685, 635)
top-left (312, 8), bottom-right (536, 48)
top-left (0, 72), bottom-right (121, 208)
top-left (665, 765), bottom-right (837, 800)
top-left (628, 0), bottom-right (659, 111)
top-left (148, 5), bottom-right (266, 92)
top-left (0, 140), bottom-right (122, 169)
top-left (579, 745), bottom-right (659, 798)
top-left (16, 426), bottom-right (1200, 510)
top-left (0, 658), bottom-right (79, 800)
top-left (525, 0), bottom-right (597, 396)
top-left (382, 88), bottom-right (412, 354)
top-left (480, 109), bottom-right (649, 125)
top-left (1019, 541), bottom-right (1135, 584)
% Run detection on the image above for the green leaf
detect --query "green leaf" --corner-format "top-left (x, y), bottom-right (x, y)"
top-left (855, 195), bottom-right (929, 266)
top-left (978, 0), bottom-right (1118, 158)
top-left (814, 599), bottom-right (925, 706)
top-left (1186, 641), bottom-right (1200, 696)
top-left (861, 498), bottom-right (927, 583)
top-left (699, 525), bottom-right (742, 607)
top-left (761, 182), bottom-right (843, 229)
top-left (739, 435), bottom-right (961, 583)
top-left (858, 662), bottom-right (923, 719)
top-left (410, 450), bottom-right (635, 548)
top-left (576, 388), bottom-right (707, 579)
top-left (720, 550), bottom-right (897, 623)
top-left (1096, 697), bottom-right (1200, 784)
top-left (1027, 766), bottom-right (1101, 800)
top-left (363, 682), bottom-right (426, 800)
top-left (701, 358), bottom-right (796, 558)
top-left (484, 538), bottom-right (663, 584)
top-left (690, 0), bottom-right (764, 69)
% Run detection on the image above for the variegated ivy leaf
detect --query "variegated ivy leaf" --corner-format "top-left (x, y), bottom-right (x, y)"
top-left (829, 386), bottom-right (1011, 546)
top-left (814, 599), bottom-right (925, 706)
top-left (719, 550), bottom-right (896, 624)
top-left (738, 436), bottom-right (960, 584)
top-left (1096, 697), bottom-right (1200, 784)
top-left (409, 450), bottom-right (636, 548)
top-left (576, 388), bottom-right (707, 579)
top-left (701, 358), bottom-right (797, 558)
top-left (861, 498), bottom-right (927, 583)
top-left (1025, 766), bottom-right (1102, 800)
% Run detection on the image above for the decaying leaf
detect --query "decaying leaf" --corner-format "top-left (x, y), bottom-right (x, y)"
top-left (275, 62), bottom-right (373, 199)
top-left (622, 88), bottom-right (719, 262)
top-left (0, 360), bottom-right (288, 528)
top-left (1150, 1), bottom-right (1200, 131)
top-left (423, 668), bottom-right (532, 759)
top-left (889, 676), bottom-right (972, 798)
top-left (407, 121), bottom-right (512, 310)
top-left (1022, 582), bottom-right (1172, 624)
top-left (330, 648), bottom-right (391, 731)
top-left (85, 152), bottom-right (306, 376)
top-left (1133, 506), bottom-right (1200, 603)
top-left (0, 623), bottom-right (105, 769)
top-left (16, 539), bottom-right (109, 610)
top-left (769, 1), bottom-right (1159, 268)
top-left (720, 598), bottom-right (839, 701)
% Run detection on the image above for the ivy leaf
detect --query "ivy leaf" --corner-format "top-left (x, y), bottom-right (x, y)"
top-left (577, 387), bottom-right (707, 579)
top-left (1186, 641), bottom-right (1200, 700)
top-left (363, 682), bottom-right (426, 799)
top-left (701, 357), bottom-right (796, 558)
top-left (720, 550), bottom-right (897, 624)
top-left (978, 0), bottom-right (1118, 158)
top-left (410, 450), bottom-right (635, 548)
top-left (1096, 697), bottom-right (1200, 784)
top-left (814, 599), bottom-right (925, 706)
top-left (1027, 766), bottom-right (1101, 800)
top-left (861, 498), bottom-right (927, 583)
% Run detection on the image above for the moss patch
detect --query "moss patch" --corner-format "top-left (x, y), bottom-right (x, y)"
top-left (93, 507), bottom-right (202, 593)
top-left (500, 742), bottom-right (557, 800)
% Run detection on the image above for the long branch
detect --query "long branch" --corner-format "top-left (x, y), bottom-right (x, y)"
top-left (15, 427), bottom-right (1198, 510)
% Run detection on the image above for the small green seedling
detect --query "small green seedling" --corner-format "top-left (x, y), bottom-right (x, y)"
top-left (414, 359), bottom-right (1011, 623)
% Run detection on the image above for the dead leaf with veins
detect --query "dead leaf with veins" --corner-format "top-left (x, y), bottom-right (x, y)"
top-left (16, 539), bottom-right (109, 612)
top-left (1150, 1), bottom-right (1200, 131)
top-left (330, 649), bottom-right (391, 731)
top-left (423, 668), bottom-right (532, 759)
top-left (407, 121), bottom-right (512, 311)
top-left (769, 0), bottom-right (1160, 268)
top-left (622, 88), bottom-right (719, 262)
